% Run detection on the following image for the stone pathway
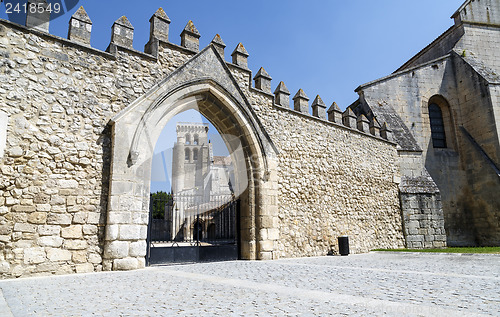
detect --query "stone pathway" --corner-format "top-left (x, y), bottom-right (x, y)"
top-left (0, 252), bottom-right (499, 316)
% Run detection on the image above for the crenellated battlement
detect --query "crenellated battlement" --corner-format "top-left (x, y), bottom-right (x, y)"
top-left (11, 3), bottom-right (395, 143)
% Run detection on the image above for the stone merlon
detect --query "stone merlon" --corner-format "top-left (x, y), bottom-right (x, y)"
top-left (231, 43), bottom-right (249, 68)
top-left (311, 95), bottom-right (327, 119)
top-left (327, 102), bottom-right (342, 123)
top-left (181, 20), bottom-right (201, 52)
top-left (110, 16), bottom-right (134, 49)
top-left (26, 0), bottom-right (50, 32)
top-left (254, 67), bottom-right (272, 93)
top-left (342, 108), bottom-right (357, 128)
top-left (274, 81), bottom-right (290, 108)
top-left (211, 34), bottom-right (226, 57)
top-left (293, 89), bottom-right (309, 114)
top-left (68, 6), bottom-right (92, 45)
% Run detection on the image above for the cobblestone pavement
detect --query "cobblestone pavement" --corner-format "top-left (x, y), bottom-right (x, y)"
top-left (0, 252), bottom-right (499, 316)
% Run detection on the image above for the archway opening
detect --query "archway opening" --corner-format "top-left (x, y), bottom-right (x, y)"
top-left (105, 79), bottom-right (277, 271)
top-left (147, 103), bottom-right (249, 264)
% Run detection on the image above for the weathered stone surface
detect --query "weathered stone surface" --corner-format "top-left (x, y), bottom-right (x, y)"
top-left (47, 214), bottom-right (72, 225)
top-left (61, 225), bottom-right (83, 239)
top-left (104, 241), bottom-right (129, 259)
top-left (72, 250), bottom-right (87, 263)
top-left (75, 263), bottom-right (94, 274)
top-left (46, 248), bottom-right (72, 262)
top-left (14, 223), bottom-right (36, 233)
top-left (113, 258), bottom-right (139, 271)
top-left (38, 225), bottom-right (61, 236)
top-left (23, 248), bottom-right (46, 265)
top-left (63, 239), bottom-right (87, 250)
top-left (0, 261), bottom-right (10, 273)
top-left (129, 241), bottom-right (146, 257)
top-left (27, 212), bottom-right (47, 224)
top-left (118, 225), bottom-right (142, 240)
top-left (38, 236), bottom-right (63, 248)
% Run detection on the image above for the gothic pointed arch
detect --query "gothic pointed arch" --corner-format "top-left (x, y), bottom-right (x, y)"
top-left (103, 45), bottom-right (279, 270)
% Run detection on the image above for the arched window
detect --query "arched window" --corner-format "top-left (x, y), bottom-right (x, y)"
top-left (428, 103), bottom-right (446, 148)
top-left (193, 134), bottom-right (199, 145)
top-left (193, 148), bottom-right (198, 161)
top-left (185, 148), bottom-right (190, 161)
top-left (185, 134), bottom-right (191, 145)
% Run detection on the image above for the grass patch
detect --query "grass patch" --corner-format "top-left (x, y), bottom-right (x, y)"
top-left (372, 247), bottom-right (500, 254)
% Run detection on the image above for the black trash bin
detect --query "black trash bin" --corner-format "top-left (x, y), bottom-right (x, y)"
top-left (338, 236), bottom-right (349, 256)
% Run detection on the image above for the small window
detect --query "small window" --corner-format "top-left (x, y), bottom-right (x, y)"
top-left (185, 134), bottom-right (191, 145)
top-left (193, 149), bottom-right (198, 161)
top-left (193, 134), bottom-right (199, 145)
top-left (185, 148), bottom-right (190, 161)
top-left (428, 103), bottom-right (447, 148)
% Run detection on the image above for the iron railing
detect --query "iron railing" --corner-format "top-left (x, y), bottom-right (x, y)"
top-left (148, 194), bottom-right (237, 246)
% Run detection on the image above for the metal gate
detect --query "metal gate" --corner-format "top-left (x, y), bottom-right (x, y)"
top-left (146, 193), bottom-right (240, 265)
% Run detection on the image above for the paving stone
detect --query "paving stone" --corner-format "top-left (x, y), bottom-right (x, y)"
top-left (0, 253), bottom-right (498, 316)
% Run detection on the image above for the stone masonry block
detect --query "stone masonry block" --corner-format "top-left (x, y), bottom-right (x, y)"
top-left (38, 225), bottom-right (60, 236)
top-left (113, 258), bottom-right (139, 271)
top-left (47, 213), bottom-right (72, 225)
top-left (259, 240), bottom-right (274, 252)
top-left (63, 239), bottom-right (88, 250)
top-left (46, 248), bottom-right (72, 262)
top-left (105, 225), bottom-right (119, 241)
top-left (0, 225), bottom-right (11, 235)
top-left (108, 212), bottom-right (132, 225)
top-left (129, 240), bottom-right (147, 257)
top-left (72, 250), bottom-right (88, 263)
top-left (23, 247), bottom-right (46, 265)
top-left (259, 216), bottom-right (274, 228)
top-left (104, 241), bottom-right (129, 259)
top-left (38, 236), bottom-right (63, 247)
top-left (75, 263), bottom-right (94, 274)
top-left (0, 261), bottom-right (10, 274)
top-left (27, 212), bottom-right (47, 224)
top-left (12, 205), bottom-right (36, 213)
top-left (83, 225), bottom-right (98, 235)
top-left (131, 212), bottom-right (148, 225)
top-left (119, 225), bottom-right (143, 240)
top-left (14, 223), bottom-right (36, 233)
top-left (258, 229), bottom-right (267, 241)
top-left (72, 212), bottom-right (88, 224)
top-left (61, 225), bottom-right (83, 239)
top-left (258, 251), bottom-right (273, 261)
top-left (88, 253), bottom-right (102, 264)
top-left (407, 235), bottom-right (424, 242)
top-left (267, 228), bottom-right (280, 240)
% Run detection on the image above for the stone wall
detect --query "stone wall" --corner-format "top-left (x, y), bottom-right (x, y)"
top-left (242, 87), bottom-right (405, 256)
top-left (356, 58), bottom-right (461, 245)
top-left (0, 10), bottom-right (409, 278)
top-left (400, 193), bottom-right (446, 248)
top-left (267, 109), bottom-right (405, 256)
top-left (453, 54), bottom-right (500, 245)
top-left (0, 18), bottom-right (194, 277)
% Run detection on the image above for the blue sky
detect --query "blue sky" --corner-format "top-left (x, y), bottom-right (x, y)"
top-left (1, 0), bottom-right (463, 109)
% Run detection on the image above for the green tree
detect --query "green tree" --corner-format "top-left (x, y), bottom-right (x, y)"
top-left (150, 191), bottom-right (172, 219)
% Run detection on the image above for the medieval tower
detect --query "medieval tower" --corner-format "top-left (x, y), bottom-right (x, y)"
top-left (171, 122), bottom-right (233, 200)
top-left (171, 123), bottom-right (210, 195)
